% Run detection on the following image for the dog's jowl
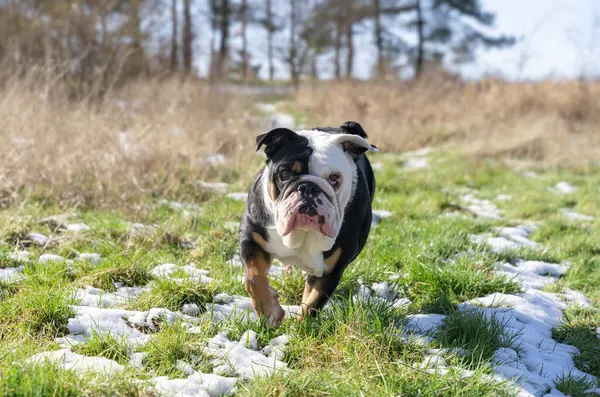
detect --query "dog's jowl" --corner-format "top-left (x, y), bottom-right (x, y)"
top-left (239, 121), bottom-right (377, 327)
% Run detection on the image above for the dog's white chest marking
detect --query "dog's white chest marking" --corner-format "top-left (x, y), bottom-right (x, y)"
top-left (265, 228), bottom-right (331, 277)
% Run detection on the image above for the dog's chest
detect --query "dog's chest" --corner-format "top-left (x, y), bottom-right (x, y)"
top-left (265, 228), bottom-right (328, 277)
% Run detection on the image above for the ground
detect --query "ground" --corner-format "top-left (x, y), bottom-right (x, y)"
top-left (1, 104), bottom-right (600, 397)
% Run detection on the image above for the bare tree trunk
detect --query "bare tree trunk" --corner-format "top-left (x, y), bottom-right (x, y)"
top-left (266, 0), bottom-right (275, 81)
top-left (170, 0), bottom-right (178, 72)
top-left (415, 0), bottom-right (424, 78)
top-left (345, 21), bottom-right (353, 79)
top-left (240, 0), bottom-right (248, 81)
top-left (216, 0), bottom-right (230, 79)
top-left (311, 55), bottom-right (318, 80)
top-left (334, 22), bottom-right (341, 80)
top-left (374, 0), bottom-right (384, 78)
top-left (289, 0), bottom-right (299, 89)
top-left (208, 0), bottom-right (217, 80)
top-left (182, 0), bottom-right (193, 74)
top-left (129, 0), bottom-right (146, 75)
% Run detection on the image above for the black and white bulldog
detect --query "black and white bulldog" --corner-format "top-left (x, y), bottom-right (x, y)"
top-left (239, 121), bottom-right (377, 327)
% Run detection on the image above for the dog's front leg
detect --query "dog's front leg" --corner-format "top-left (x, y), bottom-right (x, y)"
top-left (241, 240), bottom-right (285, 327)
top-left (298, 247), bottom-right (343, 320)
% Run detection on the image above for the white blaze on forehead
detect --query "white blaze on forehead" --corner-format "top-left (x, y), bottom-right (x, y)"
top-left (296, 129), bottom-right (358, 214)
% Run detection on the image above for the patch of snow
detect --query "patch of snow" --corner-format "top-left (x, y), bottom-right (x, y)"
top-left (227, 254), bottom-right (243, 268)
top-left (151, 263), bottom-right (213, 284)
top-left (405, 314), bottom-right (447, 334)
top-left (0, 265), bottom-right (25, 282)
top-left (38, 254), bottom-right (71, 264)
top-left (226, 192), bottom-right (248, 202)
top-left (559, 289), bottom-right (591, 307)
top-left (8, 251), bottom-right (32, 262)
top-left (461, 194), bottom-right (502, 219)
top-left (75, 285), bottom-right (146, 308)
top-left (28, 349), bottom-right (123, 375)
top-left (223, 222), bottom-right (239, 232)
top-left (59, 306), bottom-right (152, 348)
top-left (496, 261), bottom-right (568, 290)
top-left (195, 181), bottom-right (230, 194)
top-left (470, 224), bottom-right (541, 254)
top-left (64, 223), bottom-right (91, 233)
top-left (551, 182), bottom-right (578, 194)
top-left (495, 194), bottom-right (513, 201)
top-left (182, 303), bottom-right (201, 316)
top-left (460, 289), bottom-right (597, 396)
top-left (372, 209), bottom-right (393, 227)
top-left (76, 253), bottom-right (102, 265)
top-left (26, 232), bottom-right (50, 246)
top-left (151, 372), bottom-right (237, 397)
top-left (560, 209), bottom-right (595, 222)
top-left (371, 282), bottom-right (397, 301)
top-left (255, 103), bottom-right (277, 114)
top-left (522, 171), bottom-right (538, 178)
top-left (239, 330), bottom-right (258, 350)
top-left (203, 331), bottom-right (289, 379)
top-left (404, 157), bottom-right (429, 170)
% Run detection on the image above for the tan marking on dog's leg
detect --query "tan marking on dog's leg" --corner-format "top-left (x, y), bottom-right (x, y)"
top-left (323, 247), bottom-right (342, 275)
top-left (292, 160), bottom-right (303, 173)
top-left (251, 232), bottom-right (267, 251)
top-left (244, 253), bottom-right (284, 327)
top-left (298, 278), bottom-right (326, 320)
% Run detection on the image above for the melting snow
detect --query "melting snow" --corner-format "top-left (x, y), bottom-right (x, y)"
top-left (551, 182), bottom-right (578, 194)
top-left (151, 372), bottom-right (237, 397)
top-left (65, 223), bottom-right (91, 233)
top-left (28, 349), bottom-right (123, 375)
top-left (560, 209), bottom-right (595, 222)
top-left (75, 285), bottom-right (146, 308)
top-left (26, 232), bottom-right (51, 246)
top-left (150, 263), bottom-right (213, 284)
top-left (195, 181), bottom-right (230, 194)
top-left (226, 192), bottom-right (248, 202)
top-left (470, 224), bottom-right (540, 254)
top-left (76, 253), bottom-right (102, 265)
top-left (461, 194), bottom-right (502, 219)
top-left (0, 266), bottom-right (24, 282)
top-left (203, 331), bottom-right (289, 378)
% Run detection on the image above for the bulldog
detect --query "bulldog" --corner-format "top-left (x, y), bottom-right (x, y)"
top-left (238, 121), bottom-right (377, 327)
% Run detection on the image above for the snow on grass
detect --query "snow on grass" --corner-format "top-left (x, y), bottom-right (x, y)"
top-left (551, 182), bottom-right (578, 194)
top-left (150, 263), bottom-right (213, 284)
top-left (461, 193), bottom-right (503, 219)
top-left (469, 224), bottom-right (540, 254)
top-left (560, 209), bottom-right (595, 222)
top-left (27, 349), bottom-right (124, 375)
top-left (0, 265), bottom-right (24, 282)
top-left (226, 192), bottom-right (248, 202)
top-left (203, 331), bottom-right (289, 378)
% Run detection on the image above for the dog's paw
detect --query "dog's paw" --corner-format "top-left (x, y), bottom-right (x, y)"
top-left (266, 304), bottom-right (285, 328)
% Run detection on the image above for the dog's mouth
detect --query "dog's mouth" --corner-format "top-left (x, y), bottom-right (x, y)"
top-left (276, 189), bottom-right (337, 238)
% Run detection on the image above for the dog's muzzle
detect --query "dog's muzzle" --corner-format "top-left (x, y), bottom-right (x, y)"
top-left (276, 180), bottom-right (337, 238)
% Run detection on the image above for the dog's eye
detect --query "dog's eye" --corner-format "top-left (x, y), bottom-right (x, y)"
top-left (279, 169), bottom-right (292, 181)
top-left (327, 173), bottom-right (341, 187)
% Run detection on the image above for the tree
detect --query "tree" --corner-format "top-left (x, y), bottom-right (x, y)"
top-left (408, 0), bottom-right (515, 77)
top-left (170, 0), bottom-right (178, 71)
top-left (239, 0), bottom-right (249, 80)
top-left (182, 0), bottom-right (193, 74)
top-left (257, 0), bottom-right (284, 80)
top-left (215, 0), bottom-right (231, 80)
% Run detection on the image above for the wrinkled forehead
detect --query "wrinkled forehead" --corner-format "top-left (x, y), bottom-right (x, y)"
top-left (296, 130), bottom-right (351, 175)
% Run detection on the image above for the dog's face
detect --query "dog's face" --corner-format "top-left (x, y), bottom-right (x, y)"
top-left (256, 123), bottom-right (376, 250)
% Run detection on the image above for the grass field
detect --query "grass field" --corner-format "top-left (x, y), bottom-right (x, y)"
top-left (1, 83), bottom-right (600, 396)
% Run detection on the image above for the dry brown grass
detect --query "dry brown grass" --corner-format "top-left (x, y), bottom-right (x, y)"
top-left (2, 73), bottom-right (599, 207)
top-left (294, 76), bottom-right (600, 167)
top-left (0, 75), bottom-right (261, 208)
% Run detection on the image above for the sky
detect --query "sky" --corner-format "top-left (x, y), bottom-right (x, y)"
top-left (183, 0), bottom-right (600, 81)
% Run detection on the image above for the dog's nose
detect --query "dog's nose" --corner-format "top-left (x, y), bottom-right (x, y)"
top-left (298, 183), bottom-right (318, 197)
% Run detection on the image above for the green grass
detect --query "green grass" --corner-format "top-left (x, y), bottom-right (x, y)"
top-left (553, 306), bottom-right (600, 379)
top-left (0, 148), bottom-right (599, 395)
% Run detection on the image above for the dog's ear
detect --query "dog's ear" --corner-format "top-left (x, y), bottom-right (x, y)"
top-left (331, 133), bottom-right (378, 160)
top-left (255, 128), bottom-right (301, 158)
top-left (340, 121), bottom-right (368, 138)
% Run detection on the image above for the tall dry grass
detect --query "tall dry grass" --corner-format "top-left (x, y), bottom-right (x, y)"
top-left (2, 72), bottom-right (600, 208)
top-left (295, 76), bottom-right (600, 167)
top-left (0, 74), bottom-right (261, 208)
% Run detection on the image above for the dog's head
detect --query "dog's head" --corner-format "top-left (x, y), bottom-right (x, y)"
top-left (256, 122), bottom-right (377, 250)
